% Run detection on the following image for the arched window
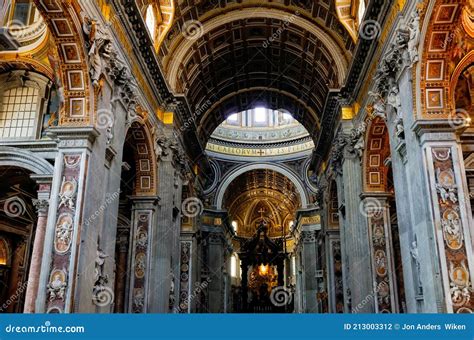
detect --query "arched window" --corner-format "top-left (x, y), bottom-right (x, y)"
top-left (0, 87), bottom-right (39, 138)
top-left (5, 0), bottom-right (39, 27)
top-left (253, 107), bottom-right (267, 124)
top-left (145, 5), bottom-right (156, 41)
top-left (0, 71), bottom-right (51, 140)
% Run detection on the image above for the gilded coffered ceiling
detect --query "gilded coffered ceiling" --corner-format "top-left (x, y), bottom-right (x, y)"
top-left (158, 0), bottom-right (355, 143)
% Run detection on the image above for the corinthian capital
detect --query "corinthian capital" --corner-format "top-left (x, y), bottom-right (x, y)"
top-left (32, 198), bottom-right (49, 214)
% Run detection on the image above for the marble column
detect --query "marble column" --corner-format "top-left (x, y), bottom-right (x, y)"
top-left (127, 197), bottom-right (158, 313)
top-left (148, 139), bottom-right (175, 313)
top-left (389, 65), bottom-right (470, 312)
top-left (241, 259), bottom-right (249, 312)
top-left (294, 250), bottom-right (304, 312)
top-left (326, 234), bottom-right (344, 313)
top-left (276, 260), bottom-right (285, 287)
top-left (379, 66), bottom-right (421, 313)
top-left (35, 127), bottom-right (102, 313)
top-left (199, 210), bottom-right (233, 313)
top-left (414, 132), bottom-right (474, 313)
top-left (334, 175), bottom-right (351, 312)
top-left (207, 231), bottom-right (225, 313)
top-left (300, 229), bottom-right (318, 313)
top-left (6, 238), bottom-right (26, 312)
top-left (170, 172), bottom-right (183, 313)
top-left (339, 124), bottom-right (374, 312)
top-left (114, 234), bottom-right (129, 313)
top-left (362, 195), bottom-right (398, 313)
top-left (24, 193), bottom-right (50, 313)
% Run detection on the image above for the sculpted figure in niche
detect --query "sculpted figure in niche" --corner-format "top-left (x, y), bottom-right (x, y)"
top-left (156, 135), bottom-right (172, 159)
top-left (94, 249), bottom-right (109, 285)
top-left (46, 53), bottom-right (65, 121)
top-left (407, 10), bottom-right (420, 65)
top-left (387, 85), bottom-right (405, 137)
top-left (83, 16), bottom-right (111, 88)
top-left (410, 238), bottom-right (423, 294)
top-left (368, 92), bottom-right (387, 120)
top-left (351, 122), bottom-right (366, 159)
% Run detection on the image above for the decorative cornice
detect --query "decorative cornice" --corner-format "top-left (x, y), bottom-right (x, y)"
top-left (47, 126), bottom-right (100, 151)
